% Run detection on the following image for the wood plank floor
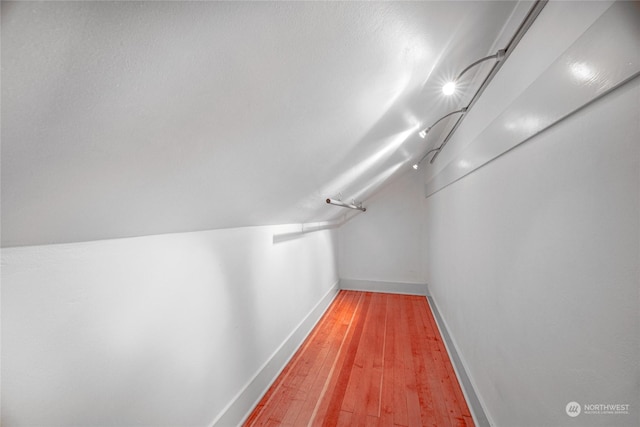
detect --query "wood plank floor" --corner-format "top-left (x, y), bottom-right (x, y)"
top-left (244, 291), bottom-right (474, 427)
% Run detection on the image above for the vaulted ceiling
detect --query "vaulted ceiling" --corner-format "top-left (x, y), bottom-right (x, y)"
top-left (1, 1), bottom-right (530, 246)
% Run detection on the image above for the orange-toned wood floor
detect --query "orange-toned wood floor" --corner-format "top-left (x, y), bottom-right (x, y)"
top-left (244, 291), bottom-right (474, 427)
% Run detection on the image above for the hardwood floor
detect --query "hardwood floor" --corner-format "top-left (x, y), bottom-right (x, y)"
top-left (244, 291), bottom-right (474, 427)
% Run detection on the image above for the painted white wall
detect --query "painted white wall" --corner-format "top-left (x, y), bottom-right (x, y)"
top-left (423, 72), bottom-right (639, 427)
top-left (339, 170), bottom-right (426, 286)
top-left (1, 225), bottom-right (339, 426)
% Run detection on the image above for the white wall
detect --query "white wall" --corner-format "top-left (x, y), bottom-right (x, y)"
top-left (339, 169), bottom-right (426, 290)
top-left (1, 225), bottom-right (339, 426)
top-left (423, 73), bottom-right (639, 427)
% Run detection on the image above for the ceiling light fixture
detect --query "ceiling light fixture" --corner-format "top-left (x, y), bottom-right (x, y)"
top-left (441, 49), bottom-right (506, 97)
top-left (415, 0), bottom-right (547, 166)
top-left (418, 49), bottom-right (505, 140)
top-left (412, 148), bottom-right (441, 171)
top-left (418, 107), bottom-right (468, 139)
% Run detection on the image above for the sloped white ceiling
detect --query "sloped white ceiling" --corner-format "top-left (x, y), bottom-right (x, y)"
top-left (1, 1), bottom-right (528, 246)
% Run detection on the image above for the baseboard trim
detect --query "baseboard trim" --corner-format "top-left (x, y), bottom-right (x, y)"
top-left (339, 278), bottom-right (428, 296)
top-left (211, 281), bottom-right (340, 427)
top-left (426, 295), bottom-right (492, 427)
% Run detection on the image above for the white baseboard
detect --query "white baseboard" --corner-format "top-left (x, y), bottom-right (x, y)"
top-left (211, 281), bottom-right (340, 427)
top-left (339, 278), bottom-right (428, 296)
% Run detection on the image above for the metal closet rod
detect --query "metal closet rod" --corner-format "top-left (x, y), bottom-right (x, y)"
top-left (425, 0), bottom-right (548, 165)
top-left (326, 198), bottom-right (367, 212)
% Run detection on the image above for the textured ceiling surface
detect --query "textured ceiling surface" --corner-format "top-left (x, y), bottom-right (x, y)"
top-left (1, 1), bottom-right (527, 246)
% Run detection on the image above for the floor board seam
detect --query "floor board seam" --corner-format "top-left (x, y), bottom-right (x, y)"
top-left (306, 292), bottom-right (363, 426)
